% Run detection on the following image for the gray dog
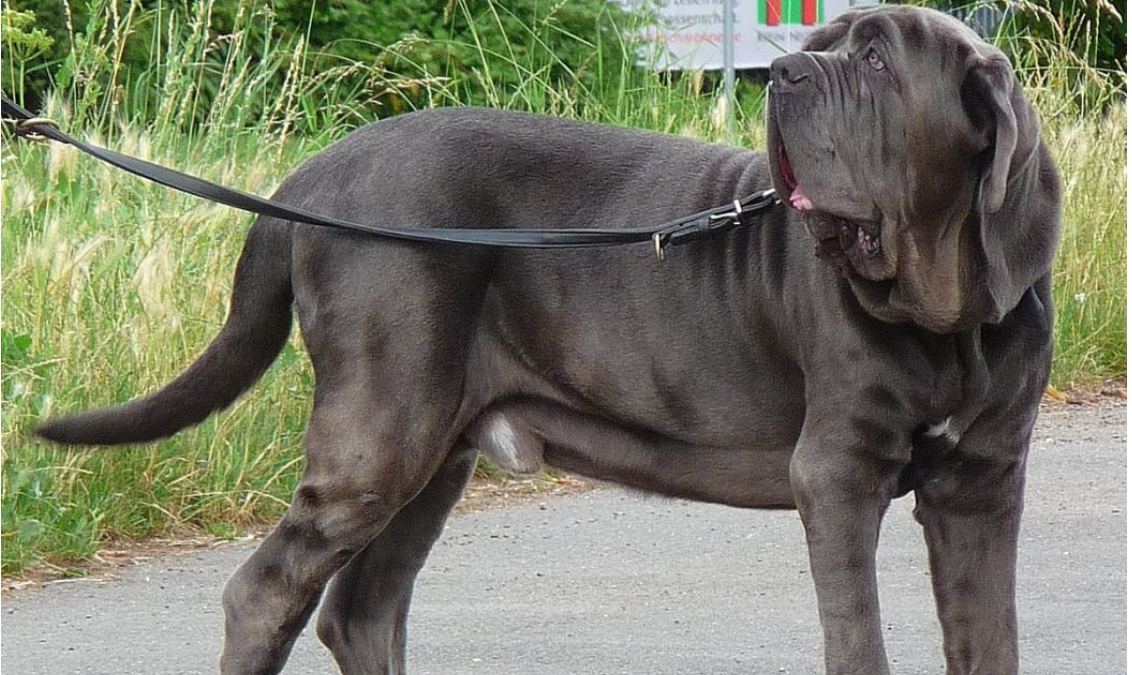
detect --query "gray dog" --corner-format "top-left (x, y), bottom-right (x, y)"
top-left (38, 6), bottom-right (1061, 675)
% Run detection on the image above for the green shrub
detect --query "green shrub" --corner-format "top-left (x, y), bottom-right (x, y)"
top-left (5, 0), bottom-right (642, 129)
top-left (1003, 0), bottom-right (1125, 77)
top-left (924, 0), bottom-right (1125, 111)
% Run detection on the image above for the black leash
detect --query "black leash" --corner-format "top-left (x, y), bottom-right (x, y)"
top-left (1, 96), bottom-right (779, 259)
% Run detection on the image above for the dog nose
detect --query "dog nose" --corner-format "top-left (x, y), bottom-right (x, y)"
top-left (769, 55), bottom-right (815, 92)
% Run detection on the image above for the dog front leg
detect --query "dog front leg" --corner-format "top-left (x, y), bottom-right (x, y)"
top-left (913, 428), bottom-right (1029, 675)
top-left (790, 418), bottom-right (905, 675)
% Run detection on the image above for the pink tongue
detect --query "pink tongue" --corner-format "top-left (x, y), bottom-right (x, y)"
top-left (789, 185), bottom-right (814, 211)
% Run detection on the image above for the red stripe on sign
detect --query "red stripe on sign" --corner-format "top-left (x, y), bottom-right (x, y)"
top-left (802, 0), bottom-right (817, 24)
top-left (767, 0), bottom-right (781, 25)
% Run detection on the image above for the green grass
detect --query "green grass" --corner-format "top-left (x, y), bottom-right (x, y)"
top-left (1045, 102), bottom-right (1126, 387)
top-left (1, 131), bottom-right (317, 572)
top-left (1, 1), bottom-right (1125, 575)
top-left (1008, 22), bottom-right (1127, 388)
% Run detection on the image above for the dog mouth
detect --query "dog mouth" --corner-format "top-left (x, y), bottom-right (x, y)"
top-left (772, 138), bottom-right (883, 267)
top-left (812, 216), bottom-right (884, 269)
top-left (777, 143), bottom-right (814, 212)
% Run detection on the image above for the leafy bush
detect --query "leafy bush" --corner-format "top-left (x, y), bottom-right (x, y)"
top-left (1, 2), bottom-right (57, 106)
top-left (926, 0), bottom-right (1125, 96)
top-left (1004, 0), bottom-right (1125, 75)
top-left (4, 0), bottom-right (641, 129)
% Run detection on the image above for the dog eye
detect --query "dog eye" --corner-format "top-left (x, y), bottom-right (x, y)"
top-left (866, 48), bottom-right (886, 72)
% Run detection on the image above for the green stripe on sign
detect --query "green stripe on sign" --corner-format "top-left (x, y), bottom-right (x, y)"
top-left (786, 0), bottom-right (800, 24)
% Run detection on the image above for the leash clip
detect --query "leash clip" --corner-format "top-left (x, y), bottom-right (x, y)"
top-left (708, 199), bottom-right (745, 226)
top-left (652, 192), bottom-right (779, 262)
top-left (9, 116), bottom-right (59, 143)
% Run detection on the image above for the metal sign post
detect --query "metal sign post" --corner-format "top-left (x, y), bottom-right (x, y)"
top-left (721, 0), bottom-right (736, 140)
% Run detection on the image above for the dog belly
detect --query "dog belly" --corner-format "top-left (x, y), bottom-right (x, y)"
top-left (468, 399), bottom-right (797, 509)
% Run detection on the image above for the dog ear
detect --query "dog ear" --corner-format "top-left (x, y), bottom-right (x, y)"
top-left (962, 55), bottom-right (1040, 213)
top-left (955, 53), bottom-right (1056, 329)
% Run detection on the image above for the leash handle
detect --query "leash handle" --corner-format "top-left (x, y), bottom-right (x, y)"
top-left (2, 95), bottom-right (781, 255)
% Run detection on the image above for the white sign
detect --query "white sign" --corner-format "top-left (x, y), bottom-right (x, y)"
top-left (628, 0), bottom-right (872, 70)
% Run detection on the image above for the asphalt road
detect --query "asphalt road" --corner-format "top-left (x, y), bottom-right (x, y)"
top-left (3, 402), bottom-right (1125, 675)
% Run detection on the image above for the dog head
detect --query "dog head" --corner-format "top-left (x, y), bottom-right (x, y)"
top-left (766, 6), bottom-right (1060, 333)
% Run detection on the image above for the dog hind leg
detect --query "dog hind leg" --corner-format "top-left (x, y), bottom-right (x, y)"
top-left (217, 379), bottom-right (461, 675)
top-left (315, 445), bottom-right (477, 675)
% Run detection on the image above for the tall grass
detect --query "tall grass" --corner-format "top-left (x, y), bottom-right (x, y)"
top-left (1045, 103), bottom-right (1126, 386)
top-left (0, 0), bottom-right (355, 574)
top-left (1004, 8), bottom-right (1128, 386)
top-left (0, 0), bottom-right (742, 576)
top-left (1, 1), bottom-right (1124, 575)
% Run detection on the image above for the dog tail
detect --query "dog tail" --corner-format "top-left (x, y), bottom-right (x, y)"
top-left (36, 220), bottom-right (294, 446)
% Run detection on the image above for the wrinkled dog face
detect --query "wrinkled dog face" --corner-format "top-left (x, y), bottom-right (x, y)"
top-left (766, 6), bottom-right (1043, 332)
